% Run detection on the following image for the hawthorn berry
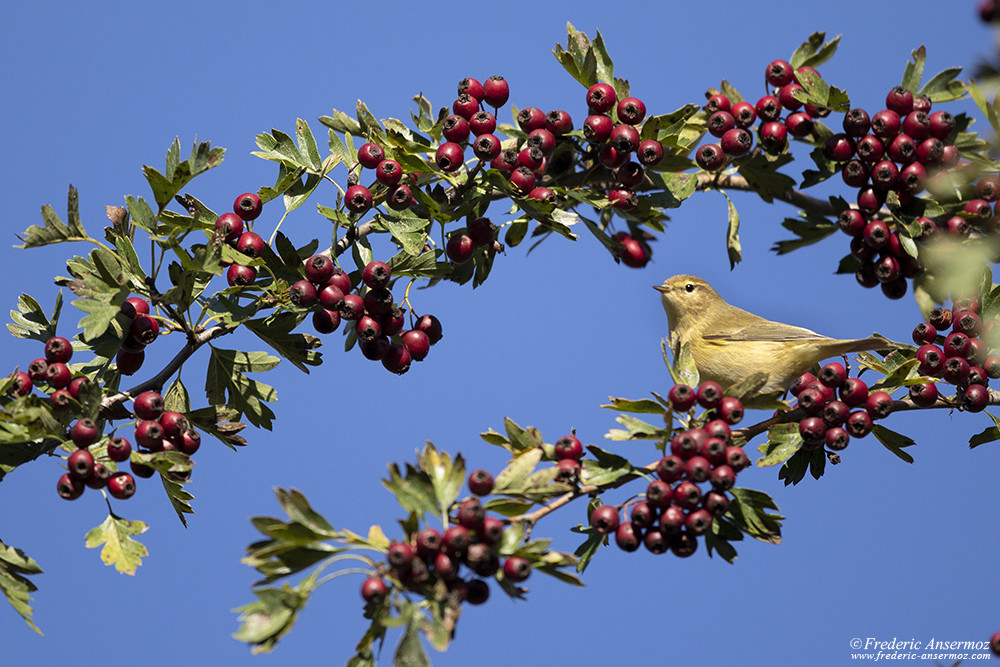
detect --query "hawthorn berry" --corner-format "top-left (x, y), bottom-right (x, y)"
top-left (825, 427), bottom-right (850, 451)
top-left (442, 115), bottom-right (470, 143)
top-left (45, 336), bottom-right (73, 364)
top-left (465, 579), bottom-right (490, 605)
top-left (401, 330), bottom-right (430, 361)
top-left (482, 75), bottom-right (509, 107)
top-left (706, 93), bottom-right (731, 114)
top-left (381, 343), bottom-right (411, 375)
top-left (361, 577), bottom-right (388, 605)
top-left (357, 143), bottom-right (384, 169)
top-left (586, 82), bottom-right (617, 113)
top-left (115, 349), bottom-right (144, 376)
top-left (630, 502), bottom-right (655, 529)
top-left (720, 128), bottom-right (752, 157)
top-left (695, 381), bottom-right (723, 409)
top-left (236, 232), bottom-right (265, 258)
top-left (583, 114), bottom-right (613, 144)
top-left (759, 121), bottom-right (788, 153)
top-left (107, 437), bottom-right (132, 462)
top-left (452, 92), bottom-right (480, 120)
top-left (375, 159), bottom-right (403, 187)
top-left (344, 184), bottom-right (373, 214)
top-left (545, 109), bottom-right (573, 135)
top-left (614, 522), bottom-right (641, 552)
top-left (415, 314), bottom-right (443, 344)
top-left (446, 234), bottom-right (475, 264)
top-left (130, 459), bottom-right (155, 479)
top-left (554, 435), bottom-right (584, 460)
top-left (467, 469), bottom-right (494, 496)
top-left (731, 101), bottom-right (756, 128)
top-left (643, 528), bottom-right (669, 554)
top-left (765, 59), bottom-right (795, 87)
top-left (67, 376), bottom-right (89, 399)
top-left (509, 166), bottom-right (536, 195)
top-left (865, 391), bottom-right (894, 420)
top-left (289, 280), bottom-right (318, 308)
top-left (885, 86), bottom-right (914, 115)
top-left (610, 124), bottom-right (640, 154)
top-left (472, 134), bottom-right (501, 161)
top-left (785, 112), bottom-right (814, 137)
top-left (107, 472), bottom-right (136, 500)
top-left (637, 139), bottom-right (663, 166)
top-left (215, 213), bottom-right (244, 243)
top-left (517, 107), bottom-right (546, 133)
top-left (45, 362), bottom-right (72, 389)
top-left (668, 384), bottom-right (696, 411)
top-left (755, 95), bottom-right (781, 122)
top-left (659, 506), bottom-right (686, 535)
top-left (609, 189), bottom-right (637, 211)
top-left (70, 418), bottom-right (99, 448)
top-left (616, 97), bottom-right (646, 125)
top-left (590, 505), bottom-right (620, 534)
top-left (134, 390), bottom-right (164, 420)
top-left (695, 144), bottom-right (725, 171)
top-left (685, 509), bottom-right (713, 536)
top-left (57, 473), bottom-right (84, 500)
top-left (68, 449), bottom-right (94, 479)
top-left (226, 264), bottom-right (256, 287)
top-left (233, 192), bottom-right (262, 221)
top-left (960, 384), bottom-right (990, 412)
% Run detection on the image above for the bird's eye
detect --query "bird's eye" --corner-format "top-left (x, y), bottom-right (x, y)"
top-left (685, 283), bottom-right (695, 293)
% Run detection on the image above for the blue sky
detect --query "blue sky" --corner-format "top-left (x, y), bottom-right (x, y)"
top-left (2, 2), bottom-right (999, 665)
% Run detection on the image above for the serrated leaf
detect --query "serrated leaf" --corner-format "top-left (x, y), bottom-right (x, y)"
top-left (233, 576), bottom-right (316, 654)
top-left (727, 487), bottom-right (783, 544)
top-left (244, 313), bottom-right (322, 374)
top-left (0, 539), bottom-right (43, 634)
top-left (383, 463), bottom-right (438, 520)
top-left (871, 424), bottom-right (916, 463)
top-left (8, 293), bottom-right (60, 342)
top-left (275, 488), bottom-right (337, 537)
top-left (417, 443), bottom-right (465, 521)
top-left (601, 397), bottom-right (665, 413)
top-left (16, 185), bottom-right (90, 248)
top-left (503, 418), bottom-right (543, 452)
top-left (901, 46), bottom-right (926, 93)
top-left (757, 423), bottom-right (802, 467)
top-left (84, 514), bottom-right (149, 575)
top-left (492, 448), bottom-right (543, 495)
top-left (142, 139), bottom-right (224, 209)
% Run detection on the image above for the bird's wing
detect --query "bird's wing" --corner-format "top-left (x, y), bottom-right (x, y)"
top-left (704, 317), bottom-right (832, 343)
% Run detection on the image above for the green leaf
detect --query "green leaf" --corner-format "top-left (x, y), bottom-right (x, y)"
top-left (275, 488), bottom-right (337, 537)
top-left (204, 348), bottom-right (279, 430)
top-left (244, 313), bottom-right (322, 374)
top-left (492, 448), bottom-right (543, 495)
top-left (8, 292), bottom-right (60, 343)
top-left (233, 575), bottom-right (316, 654)
top-left (164, 377), bottom-right (191, 414)
top-left (142, 139), bottom-right (225, 209)
top-left (372, 211), bottom-right (430, 257)
top-left (871, 424), bottom-right (916, 463)
top-left (383, 462), bottom-right (439, 521)
top-left (504, 418), bottom-right (543, 452)
top-left (736, 153), bottom-right (797, 204)
top-left (797, 33), bottom-right (841, 69)
top-left (771, 212), bottom-right (838, 255)
top-left (16, 185), bottom-right (90, 248)
top-left (919, 67), bottom-right (965, 103)
top-left (417, 442), bottom-right (466, 521)
top-left (394, 618), bottom-right (431, 667)
top-left (84, 514), bottom-right (149, 575)
top-left (601, 397), bottom-right (665, 414)
top-left (252, 128), bottom-right (311, 170)
top-left (757, 423), bottom-right (801, 467)
top-left (318, 108), bottom-right (363, 136)
top-left (777, 449), bottom-right (811, 486)
top-left (719, 190), bottom-right (741, 269)
top-left (581, 445), bottom-right (637, 486)
top-left (0, 539), bottom-right (43, 634)
top-left (727, 487), bottom-right (783, 544)
top-left (965, 81), bottom-right (1000, 137)
top-left (901, 46), bottom-right (926, 92)
top-left (295, 119), bottom-right (323, 171)
top-left (605, 414), bottom-right (661, 441)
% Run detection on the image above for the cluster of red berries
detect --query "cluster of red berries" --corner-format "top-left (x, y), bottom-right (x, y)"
top-left (789, 362), bottom-right (892, 452)
top-left (353, 140), bottom-right (416, 215)
top-left (910, 297), bottom-right (999, 411)
top-left (361, 468), bottom-right (527, 608)
top-left (218, 192), bottom-right (266, 287)
top-left (591, 383), bottom-right (747, 557)
top-left (8, 336), bottom-right (89, 411)
top-left (294, 256), bottom-right (443, 375)
top-left (695, 59), bottom-right (833, 171)
top-left (114, 296), bottom-right (160, 376)
top-left (57, 389), bottom-right (200, 501)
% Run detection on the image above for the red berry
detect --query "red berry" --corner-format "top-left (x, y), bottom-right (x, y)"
top-left (57, 473), bottom-right (84, 500)
top-left (610, 124), bottom-right (640, 154)
top-left (467, 217), bottom-right (495, 247)
top-left (482, 75), bottom-right (509, 108)
top-left (609, 189), bottom-right (637, 211)
top-left (517, 107), bottom-right (546, 133)
top-left (908, 382), bottom-right (939, 407)
top-left (823, 133), bottom-right (856, 161)
top-left (959, 384), bottom-right (990, 412)
top-left (357, 143), bottom-right (384, 169)
top-left (107, 437), bottom-right (132, 462)
top-left (401, 330), bottom-right (430, 361)
top-left (637, 139), bottom-right (663, 166)
top-left (134, 420), bottom-right (164, 450)
top-left (360, 577), bottom-right (388, 605)
top-left (226, 264), bottom-right (256, 287)
top-left (458, 77), bottom-right (484, 101)
top-left (415, 314), bottom-right (443, 344)
top-left (467, 469), bottom-right (494, 496)
top-left (45, 362), bottom-right (72, 389)
top-left (706, 94), bottom-right (731, 114)
top-left (509, 166), bottom-right (536, 194)
top-left (695, 381), bottom-right (723, 409)
top-left (554, 435), bottom-right (584, 460)
top-left (375, 159), bottom-right (403, 187)
top-left (731, 101), bottom-right (756, 129)
top-left (446, 234), bottom-right (475, 264)
top-left (759, 121), bottom-right (788, 153)
top-left (865, 391), bottom-right (894, 420)
top-left (312, 308), bottom-right (341, 334)
top-left (785, 112), bottom-right (814, 137)
top-left (668, 384), bottom-right (696, 411)
top-left (614, 522), bottom-right (642, 552)
top-left (720, 128), bottom-right (752, 157)
top-left (159, 411), bottom-right (187, 440)
top-left (885, 86), bottom-right (914, 116)
top-left (755, 95), bottom-right (781, 122)
top-left (45, 336), bottom-right (73, 364)
top-left (545, 109), bottom-right (573, 135)
top-left (708, 111), bottom-right (735, 138)
top-left (70, 418), bottom-right (99, 448)
top-left (236, 232), bottom-right (265, 258)
top-left (233, 192), bottom-right (262, 221)
top-left (718, 396), bottom-right (744, 425)
top-left (289, 280), bottom-right (317, 307)
top-left (871, 110), bottom-right (901, 140)
top-left (472, 134), bottom-right (501, 161)
top-left (616, 97), bottom-right (646, 125)
top-left (381, 343), bottom-right (411, 375)
top-left (778, 83), bottom-right (804, 110)
top-left (67, 376), bottom-right (89, 399)
top-left (68, 448), bottom-right (94, 479)
top-left (115, 348), bottom-right (144, 376)
top-left (345, 185), bottom-right (373, 214)
top-left (695, 144), bottom-right (725, 171)
top-left (583, 114), bottom-right (613, 144)
top-left (107, 472), bottom-right (136, 500)
top-left (928, 111), bottom-right (955, 140)
top-left (452, 93), bottom-right (480, 120)
top-left (134, 391), bottom-right (164, 420)
top-left (304, 254), bottom-right (334, 285)
top-left (215, 213), bottom-right (243, 243)
top-left (765, 59), bottom-right (794, 87)
top-left (589, 505), bottom-right (620, 534)
top-left (442, 115), bottom-right (470, 143)
top-left (685, 509), bottom-right (713, 536)
top-left (586, 82), bottom-right (617, 113)
top-left (361, 261), bottom-right (391, 290)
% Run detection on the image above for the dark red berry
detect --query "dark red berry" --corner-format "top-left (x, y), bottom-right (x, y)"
top-left (766, 59), bottom-right (794, 86)
top-left (545, 109), bottom-right (573, 135)
top-left (616, 97), bottom-right (646, 125)
top-left (215, 213), bottom-right (244, 243)
top-left (517, 107), bottom-right (546, 133)
top-left (668, 384), bottom-right (696, 411)
top-left (871, 110), bottom-right (901, 140)
top-left (731, 101), bottom-right (756, 128)
top-left (68, 448), bottom-right (94, 479)
top-left (695, 144), bottom-right (725, 171)
top-left (589, 505), bottom-right (620, 534)
top-left (959, 384), bottom-right (990, 412)
top-left (823, 133), bottom-right (856, 161)
top-left (446, 234), bottom-right (475, 264)
top-left (381, 343), bottom-right (411, 375)
top-left (289, 280), bottom-right (318, 308)
top-left (401, 330), bottom-right (430, 361)
top-left (345, 185), bottom-right (373, 214)
top-left (509, 166), bottom-right (536, 194)
top-left (227, 264), bottom-right (256, 287)
top-left (554, 435), bottom-right (583, 460)
top-left (45, 336), bottom-right (73, 364)
top-left (45, 362), bottom-right (72, 389)
top-left (472, 134), bottom-right (501, 161)
top-left (415, 314), bottom-right (443, 344)
top-left (467, 469), bottom-right (494, 496)
top-left (70, 418), bottom-right (99, 448)
top-left (637, 139), bottom-right (663, 166)
top-left (885, 86), bottom-right (914, 116)
top-left (115, 349), bottom-right (144, 376)
top-left (233, 192), bottom-right (262, 221)
top-left (865, 391), bottom-right (894, 420)
top-left (755, 95), bottom-right (781, 122)
top-left (695, 381), bottom-right (723, 409)
top-left (586, 83), bottom-right (617, 113)
top-left (357, 143), bottom-right (384, 169)
top-left (57, 473), bottom-right (84, 500)
top-left (107, 472), bottom-right (136, 499)
top-left (236, 232), bottom-right (265, 258)
top-left (361, 577), bottom-right (387, 605)
top-left (785, 112), bottom-right (814, 137)
top-left (482, 75), bottom-right (509, 108)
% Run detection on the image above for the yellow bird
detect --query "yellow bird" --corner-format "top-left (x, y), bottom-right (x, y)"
top-left (654, 274), bottom-right (889, 393)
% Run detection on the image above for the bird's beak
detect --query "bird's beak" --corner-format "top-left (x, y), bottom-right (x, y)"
top-left (653, 284), bottom-right (668, 293)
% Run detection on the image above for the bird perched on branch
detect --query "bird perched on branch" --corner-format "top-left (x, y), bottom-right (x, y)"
top-left (654, 274), bottom-right (891, 393)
